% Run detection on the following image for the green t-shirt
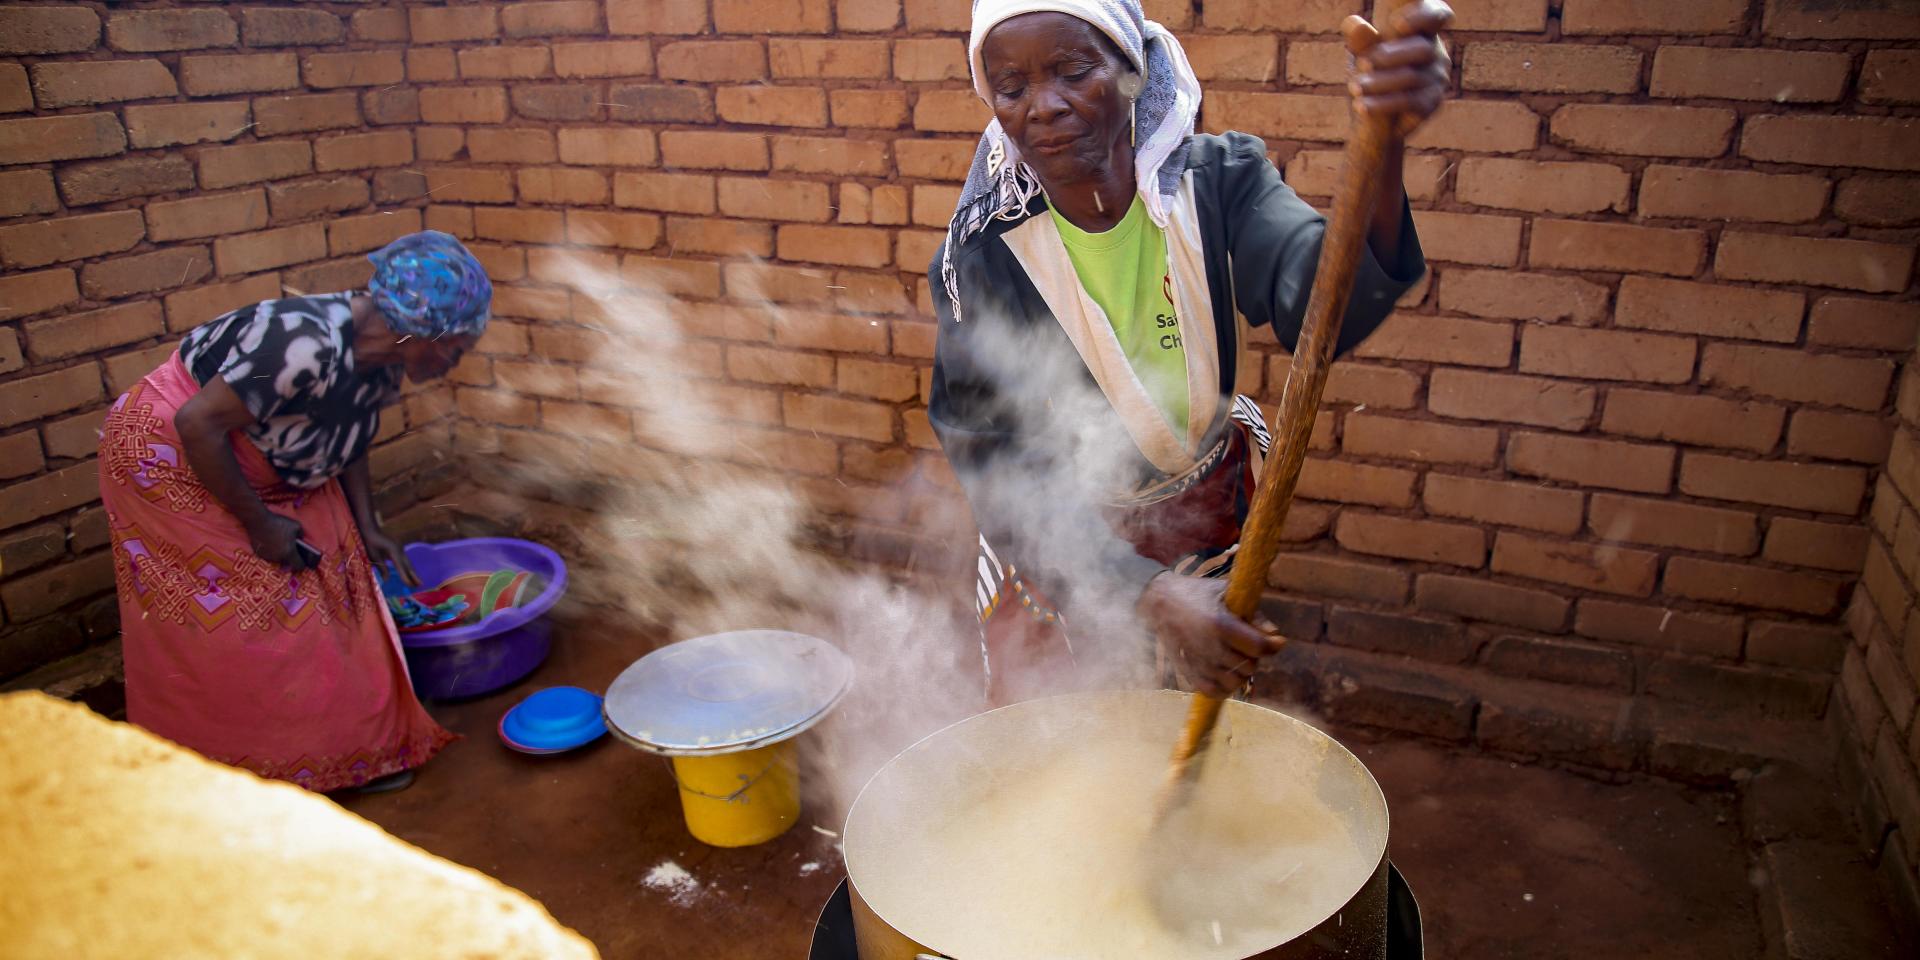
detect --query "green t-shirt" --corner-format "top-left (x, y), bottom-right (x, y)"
top-left (1049, 195), bottom-right (1189, 433)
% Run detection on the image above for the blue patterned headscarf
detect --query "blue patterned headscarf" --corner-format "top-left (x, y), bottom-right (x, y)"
top-left (366, 231), bottom-right (492, 338)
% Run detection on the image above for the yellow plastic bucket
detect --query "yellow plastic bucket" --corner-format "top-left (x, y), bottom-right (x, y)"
top-left (670, 740), bottom-right (800, 847)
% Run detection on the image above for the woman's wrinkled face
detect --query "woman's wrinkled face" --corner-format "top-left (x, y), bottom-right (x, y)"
top-left (981, 13), bottom-right (1133, 188)
top-left (400, 331), bottom-right (478, 383)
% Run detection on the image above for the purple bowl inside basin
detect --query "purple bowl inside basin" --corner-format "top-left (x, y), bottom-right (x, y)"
top-left (398, 538), bottom-right (568, 700)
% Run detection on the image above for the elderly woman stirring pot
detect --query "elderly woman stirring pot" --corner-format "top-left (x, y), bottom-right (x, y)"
top-left (99, 231), bottom-right (490, 793)
top-left (931, 1), bottom-right (1453, 704)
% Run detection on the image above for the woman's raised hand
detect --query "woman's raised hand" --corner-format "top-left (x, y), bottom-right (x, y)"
top-left (1345, 0), bottom-right (1454, 136)
top-left (1137, 572), bottom-right (1288, 698)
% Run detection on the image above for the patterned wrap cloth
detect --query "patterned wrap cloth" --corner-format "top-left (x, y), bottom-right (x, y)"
top-left (101, 355), bottom-right (454, 791)
top-left (365, 230), bottom-right (493, 338)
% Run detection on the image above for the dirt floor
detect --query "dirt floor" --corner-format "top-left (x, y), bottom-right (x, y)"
top-left (1353, 737), bottom-right (1761, 959)
top-left (342, 624), bottom-right (1764, 960)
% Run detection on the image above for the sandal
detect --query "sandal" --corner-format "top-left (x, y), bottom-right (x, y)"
top-left (350, 769), bottom-right (415, 794)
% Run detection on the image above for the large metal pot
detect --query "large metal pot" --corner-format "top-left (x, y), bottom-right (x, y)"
top-left (843, 690), bottom-right (1392, 960)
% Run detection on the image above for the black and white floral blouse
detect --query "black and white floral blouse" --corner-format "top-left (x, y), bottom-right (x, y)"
top-left (179, 293), bottom-right (403, 489)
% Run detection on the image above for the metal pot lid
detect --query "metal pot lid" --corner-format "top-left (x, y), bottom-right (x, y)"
top-left (602, 630), bottom-right (853, 757)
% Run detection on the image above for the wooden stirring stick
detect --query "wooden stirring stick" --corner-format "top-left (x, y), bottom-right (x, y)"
top-left (1162, 0), bottom-right (1428, 802)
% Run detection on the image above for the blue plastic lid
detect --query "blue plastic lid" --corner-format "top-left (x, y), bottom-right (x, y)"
top-left (499, 686), bottom-right (607, 754)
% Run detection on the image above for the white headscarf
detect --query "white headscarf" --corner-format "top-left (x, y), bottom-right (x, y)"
top-left (942, 0), bottom-right (1203, 321)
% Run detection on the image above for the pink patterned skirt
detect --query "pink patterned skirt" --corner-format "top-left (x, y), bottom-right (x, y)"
top-left (99, 354), bottom-right (453, 791)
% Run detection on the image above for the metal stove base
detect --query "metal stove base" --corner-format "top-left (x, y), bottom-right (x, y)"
top-left (808, 862), bottom-right (1423, 959)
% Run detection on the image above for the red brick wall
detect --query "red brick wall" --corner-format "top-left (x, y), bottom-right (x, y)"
top-left (2, 1), bottom-right (1918, 793)
top-left (1839, 335), bottom-right (1920, 905)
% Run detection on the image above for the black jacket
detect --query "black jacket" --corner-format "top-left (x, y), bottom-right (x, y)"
top-left (927, 131), bottom-right (1425, 620)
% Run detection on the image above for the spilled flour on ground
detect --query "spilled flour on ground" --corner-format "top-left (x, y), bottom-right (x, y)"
top-left (799, 861), bottom-right (822, 877)
top-left (643, 860), bottom-right (701, 906)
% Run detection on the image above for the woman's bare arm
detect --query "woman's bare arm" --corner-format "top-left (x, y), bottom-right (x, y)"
top-left (174, 378), bottom-right (306, 569)
top-left (341, 453), bottom-right (417, 584)
top-left (341, 454), bottom-right (377, 534)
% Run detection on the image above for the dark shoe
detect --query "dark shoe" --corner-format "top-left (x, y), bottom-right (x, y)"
top-left (351, 769), bottom-right (415, 794)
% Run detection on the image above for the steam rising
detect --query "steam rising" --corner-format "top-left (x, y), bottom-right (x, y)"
top-left (483, 251), bottom-right (1189, 827)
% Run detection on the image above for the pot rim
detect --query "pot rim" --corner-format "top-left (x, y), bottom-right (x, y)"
top-left (841, 689), bottom-right (1391, 960)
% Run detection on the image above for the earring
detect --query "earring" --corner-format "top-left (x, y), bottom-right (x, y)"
top-left (1117, 70), bottom-right (1144, 148)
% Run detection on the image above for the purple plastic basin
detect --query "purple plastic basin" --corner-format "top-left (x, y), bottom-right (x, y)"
top-left (398, 538), bottom-right (568, 700)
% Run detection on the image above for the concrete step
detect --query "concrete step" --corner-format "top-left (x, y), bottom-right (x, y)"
top-left (1255, 640), bottom-right (1831, 782)
top-left (1744, 762), bottom-right (1855, 846)
top-left (1637, 698), bottom-right (1831, 783)
top-left (0, 637), bottom-right (125, 719)
top-left (1758, 840), bottom-right (1901, 960)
